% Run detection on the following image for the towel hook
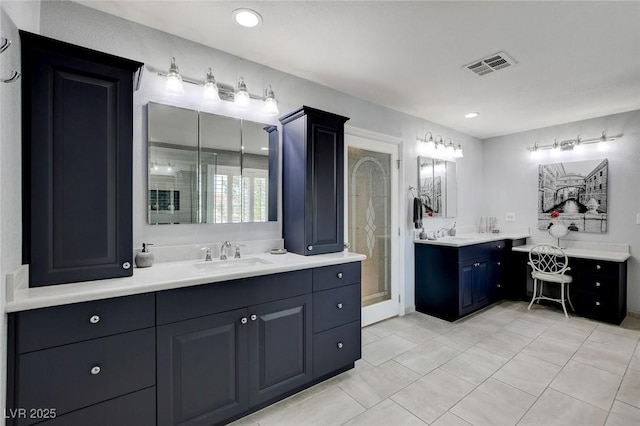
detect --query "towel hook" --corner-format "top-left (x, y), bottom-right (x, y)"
top-left (0, 38), bottom-right (11, 54)
top-left (1, 70), bottom-right (21, 83)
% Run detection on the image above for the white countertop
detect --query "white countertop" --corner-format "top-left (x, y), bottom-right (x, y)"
top-left (414, 232), bottom-right (530, 247)
top-left (5, 251), bottom-right (366, 313)
top-left (512, 244), bottom-right (631, 262)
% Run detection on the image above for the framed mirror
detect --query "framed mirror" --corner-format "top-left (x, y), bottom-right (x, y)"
top-left (147, 102), bottom-right (278, 224)
top-left (417, 156), bottom-right (457, 218)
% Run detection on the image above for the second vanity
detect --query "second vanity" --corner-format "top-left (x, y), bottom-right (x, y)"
top-left (5, 251), bottom-right (364, 426)
top-left (415, 231), bottom-right (630, 325)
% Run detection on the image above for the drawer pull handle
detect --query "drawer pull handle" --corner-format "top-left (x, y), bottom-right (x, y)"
top-left (240, 317), bottom-right (248, 325)
top-left (337, 303), bottom-right (344, 309)
top-left (596, 265), bottom-right (601, 270)
top-left (337, 342), bottom-right (344, 349)
top-left (595, 301), bottom-right (601, 306)
top-left (337, 272), bottom-right (343, 279)
top-left (250, 314), bottom-right (257, 321)
top-left (307, 245), bottom-right (313, 251)
top-left (90, 366), bottom-right (101, 375)
top-left (596, 282), bottom-right (601, 287)
top-left (89, 315), bottom-right (100, 324)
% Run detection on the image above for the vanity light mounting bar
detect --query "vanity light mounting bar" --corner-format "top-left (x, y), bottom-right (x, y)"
top-left (527, 132), bottom-right (622, 152)
top-left (155, 69), bottom-right (269, 102)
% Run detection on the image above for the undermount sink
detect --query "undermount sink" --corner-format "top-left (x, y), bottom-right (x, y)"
top-left (193, 257), bottom-right (272, 271)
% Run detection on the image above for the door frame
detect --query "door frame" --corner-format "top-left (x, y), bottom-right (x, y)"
top-left (344, 126), bottom-right (404, 326)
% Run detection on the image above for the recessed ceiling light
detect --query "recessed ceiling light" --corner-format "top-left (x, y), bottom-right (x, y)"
top-left (464, 112), bottom-right (479, 119)
top-left (233, 8), bottom-right (263, 28)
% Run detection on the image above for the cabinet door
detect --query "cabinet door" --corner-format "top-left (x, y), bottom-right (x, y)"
top-left (248, 294), bottom-right (313, 406)
top-left (305, 115), bottom-right (345, 254)
top-left (157, 309), bottom-right (248, 426)
top-left (473, 261), bottom-right (490, 307)
top-left (459, 262), bottom-right (475, 315)
top-left (21, 32), bottom-right (142, 286)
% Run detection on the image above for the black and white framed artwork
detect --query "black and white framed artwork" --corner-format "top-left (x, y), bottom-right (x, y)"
top-left (538, 159), bottom-right (608, 233)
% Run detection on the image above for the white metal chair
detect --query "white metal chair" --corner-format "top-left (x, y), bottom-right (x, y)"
top-left (527, 243), bottom-right (574, 317)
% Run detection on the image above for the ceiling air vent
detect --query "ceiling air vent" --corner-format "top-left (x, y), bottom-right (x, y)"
top-left (464, 51), bottom-right (517, 76)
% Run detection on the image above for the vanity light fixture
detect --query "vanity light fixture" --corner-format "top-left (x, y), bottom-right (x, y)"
top-left (156, 59), bottom-right (280, 113)
top-left (165, 57), bottom-right (184, 95)
top-left (235, 77), bottom-right (251, 108)
top-left (203, 68), bottom-right (220, 100)
top-left (263, 85), bottom-right (279, 115)
top-left (526, 131), bottom-right (620, 157)
top-left (232, 8), bottom-right (263, 28)
top-left (416, 132), bottom-right (464, 161)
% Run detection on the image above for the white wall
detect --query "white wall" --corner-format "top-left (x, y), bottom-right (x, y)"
top-left (1, 2), bottom-right (41, 423)
top-left (483, 109), bottom-right (640, 312)
top-left (38, 0), bottom-right (485, 309)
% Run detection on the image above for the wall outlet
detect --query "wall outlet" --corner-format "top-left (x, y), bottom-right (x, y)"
top-left (505, 212), bottom-right (516, 222)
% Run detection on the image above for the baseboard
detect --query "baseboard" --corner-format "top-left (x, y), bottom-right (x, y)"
top-left (627, 311), bottom-right (640, 319)
top-left (404, 305), bottom-right (416, 315)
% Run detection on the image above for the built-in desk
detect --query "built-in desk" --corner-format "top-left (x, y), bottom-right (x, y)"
top-left (512, 242), bottom-right (630, 325)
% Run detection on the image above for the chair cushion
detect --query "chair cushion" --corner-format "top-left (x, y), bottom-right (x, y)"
top-left (532, 271), bottom-right (573, 284)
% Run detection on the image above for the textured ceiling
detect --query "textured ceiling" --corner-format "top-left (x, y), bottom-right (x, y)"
top-left (75, 1), bottom-right (640, 139)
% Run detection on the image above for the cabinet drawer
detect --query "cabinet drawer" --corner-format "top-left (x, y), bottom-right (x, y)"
top-left (157, 270), bottom-right (312, 325)
top-left (30, 387), bottom-right (155, 426)
top-left (459, 240), bottom-right (506, 262)
top-left (312, 262), bottom-right (361, 291)
top-left (17, 328), bottom-right (155, 421)
top-left (577, 275), bottom-right (618, 294)
top-left (570, 258), bottom-right (620, 276)
top-left (574, 292), bottom-right (620, 324)
top-left (17, 293), bottom-right (155, 353)
top-left (313, 284), bottom-right (361, 333)
top-left (313, 321), bottom-right (361, 379)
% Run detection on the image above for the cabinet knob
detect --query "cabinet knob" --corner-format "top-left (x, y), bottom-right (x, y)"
top-left (307, 245), bottom-right (313, 251)
top-left (497, 245), bottom-right (502, 249)
top-left (596, 282), bottom-right (601, 287)
top-left (497, 284), bottom-right (501, 288)
top-left (250, 314), bottom-right (257, 321)
top-left (596, 264), bottom-right (601, 270)
top-left (240, 317), bottom-right (248, 324)
top-left (337, 272), bottom-right (343, 279)
top-left (90, 366), bottom-right (101, 375)
top-left (337, 303), bottom-right (343, 309)
top-left (497, 262), bottom-right (501, 266)
top-left (595, 301), bottom-right (601, 306)
top-left (337, 342), bottom-right (344, 349)
top-left (122, 262), bottom-right (131, 270)
top-left (89, 315), bottom-right (100, 324)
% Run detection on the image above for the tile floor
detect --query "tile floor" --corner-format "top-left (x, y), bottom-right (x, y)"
top-left (231, 301), bottom-right (640, 426)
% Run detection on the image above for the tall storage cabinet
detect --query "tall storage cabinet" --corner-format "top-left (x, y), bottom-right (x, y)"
top-left (21, 32), bottom-right (143, 287)
top-left (280, 106), bottom-right (349, 255)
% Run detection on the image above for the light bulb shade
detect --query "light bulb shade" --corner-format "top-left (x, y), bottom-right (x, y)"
top-left (425, 140), bottom-right (435, 151)
top-left (454, 145), bottom-right (464, 158)
top-left (203, 68), bottom-right (220, 100)
top-left (165, 57), bottom-right (184, 95)
top-left (263, 85), bottom-right (279, 115)
top-left (446, 143), bottom-right (455, 155)
top-left (235, 77), bottom-right (250, 107)
top-left (436, 142), bottom-right (445, 152)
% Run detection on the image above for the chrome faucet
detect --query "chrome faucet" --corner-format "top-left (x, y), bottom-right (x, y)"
top-left (200, 247), bottom-right (212, 262)
top-left (437, 227), bottom-right (449, 238)
top-left (220, 241), bottom-right (232, 260)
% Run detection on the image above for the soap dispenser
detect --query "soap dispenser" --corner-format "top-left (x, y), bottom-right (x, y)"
top-left (135, 243), bottom-right (154, 268)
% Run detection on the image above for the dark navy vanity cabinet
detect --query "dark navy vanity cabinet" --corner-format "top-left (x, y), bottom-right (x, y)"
top-left (280, 106), bottom-right (349, 256)
top-left (20, 31), bottom-right (142, 287)
top-left (415, 240), bottom-right (511, 321)
top-left (6, 263), bottom-right (362, 426)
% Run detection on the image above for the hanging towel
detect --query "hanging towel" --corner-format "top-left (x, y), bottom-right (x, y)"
top-left (413, 197), bottom-right (423, 229)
